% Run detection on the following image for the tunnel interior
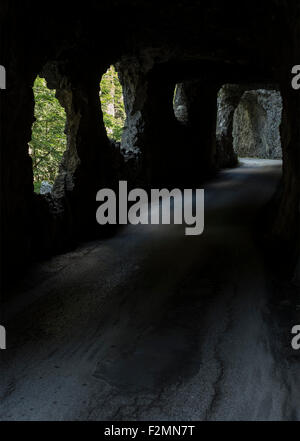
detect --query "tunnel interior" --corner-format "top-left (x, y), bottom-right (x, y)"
top-left (0, 0), bottom-right (300, 421)
top-left (0, 1), bottom-right (298, 283)
top-left (1, 1), bottom-right (299, 283)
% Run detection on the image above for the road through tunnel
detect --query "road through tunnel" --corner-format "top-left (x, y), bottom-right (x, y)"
top-left (0, 0), bottom-right (300, 422)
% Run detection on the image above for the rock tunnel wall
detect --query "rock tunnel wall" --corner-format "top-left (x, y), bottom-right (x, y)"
top-left (0, 1), bottom-right (299, 283)
top-left (34, 61), bottom-right (130, 255)
top-left (216, 84), bottom-right (243, 167)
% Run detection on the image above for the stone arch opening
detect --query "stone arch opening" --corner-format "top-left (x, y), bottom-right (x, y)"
top-left (29, 75), bottom-right (67, 194)
top-left (216, 85), bottom-right (283, 164)
top-left (233, 89), bottom-right (283, 159)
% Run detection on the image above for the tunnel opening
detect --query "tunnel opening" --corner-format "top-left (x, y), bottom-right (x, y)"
top-left (99, 65), bottom-right (126, 143)
top-left (216, 85), bottom-right (283, 164)
top-left (232, 89), bottom-right (283, 160)
top-left (29, 75), bottom-right (67, 194)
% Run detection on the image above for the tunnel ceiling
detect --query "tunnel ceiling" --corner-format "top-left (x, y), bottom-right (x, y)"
top-left (2, 1), bottom-right (297, 84)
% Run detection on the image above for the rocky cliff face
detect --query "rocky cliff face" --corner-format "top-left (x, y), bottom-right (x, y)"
top-left (233, 89), bottom-right (282, 159)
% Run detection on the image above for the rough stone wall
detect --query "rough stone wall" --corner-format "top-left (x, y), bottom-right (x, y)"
top-left (118, 61), bottom-right (215, 188)
top-left (0, 3), bottom-right (37, 279)
top-left (117, 58), bottom-right (148, 158)
top-left (173, 84), bottom-right (189, 124)
top-left (272, 82), bottom-right (300, 270)
top-left (216, 85), bottom-right (243, 167)
top-left (178, 80), bottom-right (221, 176)
top-left (270, 1), bottom-right (300, 275)
top-left (175, 81), bottom-right (241, 171)
top-left (233, 89), bottom-right (282, 159)
top-left (34, 62), bottom-right (125, 254)
top-left (1, 78), bottom-right (35, 278)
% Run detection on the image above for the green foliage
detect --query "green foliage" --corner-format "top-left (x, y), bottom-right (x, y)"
top-left (29, 76), bottom-right (66, 191)
top-left (29, 69), bottom-right (124, 195)
top-left (100, 66), bottom-right (125, 142)
top-left (33, 181), bottom-right (42, 193)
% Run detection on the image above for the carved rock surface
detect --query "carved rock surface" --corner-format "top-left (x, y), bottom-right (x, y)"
top-left (233, 90), bottom-right (283, 159)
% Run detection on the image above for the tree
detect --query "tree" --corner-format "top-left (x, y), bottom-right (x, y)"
top-left (100, 66), bottom-right (125, 142)
top-left (29, 76), bottom-right (66, 192)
